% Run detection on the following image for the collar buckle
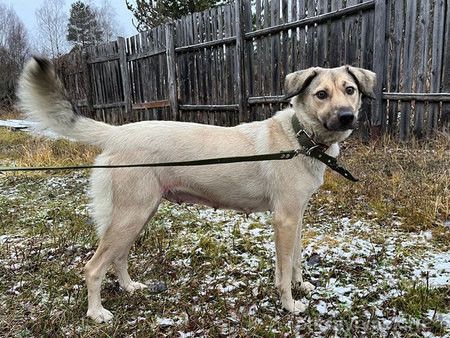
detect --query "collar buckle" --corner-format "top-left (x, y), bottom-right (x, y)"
top-left (305, 144), bottom-right (322, 156)
top-left (296, 129), bottom-right (316, 145)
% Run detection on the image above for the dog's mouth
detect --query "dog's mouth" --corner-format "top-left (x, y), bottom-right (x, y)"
top-left (323, 121), bottom-right (358, 132)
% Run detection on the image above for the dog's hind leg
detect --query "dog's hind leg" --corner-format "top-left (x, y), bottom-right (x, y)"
top-left (85, 169), bottom-right (161, 323)
top-left (112, 207), bottom-right (159, 293)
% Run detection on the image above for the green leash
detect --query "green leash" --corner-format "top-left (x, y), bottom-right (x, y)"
top-left (0, 150), bottom-right (299, 172)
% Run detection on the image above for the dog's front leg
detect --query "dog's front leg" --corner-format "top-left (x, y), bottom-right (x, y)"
top-left (292, 203), bottom-right (315, 293)
top-left (274, 209), bottom-right (306, 314)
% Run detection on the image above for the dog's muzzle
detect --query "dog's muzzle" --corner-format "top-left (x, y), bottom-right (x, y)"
top-left (325, 108), bottom-right (357, 131)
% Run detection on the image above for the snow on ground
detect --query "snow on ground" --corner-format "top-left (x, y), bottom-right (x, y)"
top-left (0, 173), bottom-right (449, 336)
top-left (0, 119), bottom-right (64, 139)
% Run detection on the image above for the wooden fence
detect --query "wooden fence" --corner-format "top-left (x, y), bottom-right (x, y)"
top-left (56, 0), bottom-right (450, 140)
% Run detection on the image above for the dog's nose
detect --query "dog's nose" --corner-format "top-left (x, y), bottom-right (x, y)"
top-left (338, 111), bottom-right (355, 126)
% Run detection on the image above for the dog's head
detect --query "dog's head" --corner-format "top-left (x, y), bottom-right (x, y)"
top-left (284, 66), bottom-right (376, 132)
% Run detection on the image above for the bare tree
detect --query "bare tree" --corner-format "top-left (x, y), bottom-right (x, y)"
top-left (35, 0), bottom-right (68, 58)
top-left (95, 0), bottom-right (123, 42)
top-left (0, 4), bottom-right (29, 106)
top-left (126, 0), bottom-right (228, 32)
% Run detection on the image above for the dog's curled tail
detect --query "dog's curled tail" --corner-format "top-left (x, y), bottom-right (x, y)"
top-left (17, 57), bottom-right (114, 147)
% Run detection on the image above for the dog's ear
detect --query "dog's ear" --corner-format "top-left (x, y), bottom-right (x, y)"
top-left (346, 66), bottom-right (377, 99)
top-left (284, 68), bottom-right (318, 100)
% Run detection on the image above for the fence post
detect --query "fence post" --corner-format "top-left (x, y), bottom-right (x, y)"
top-left (235, 0), bottom-right (249, 123)
top-left (81, 50), bottom-right (94, 119)
top-left (371, 0), bottom-right (388, 139)
top-left (442, 1), bottom-right (450, 131)
top-left (165, 23), bottom-right (179, 121)
top-left (117, 37), bottom-right (132, 121)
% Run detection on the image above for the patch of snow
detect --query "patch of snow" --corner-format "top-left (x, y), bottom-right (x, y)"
top-left (0, 119), bottom-right (67, 139)
top-left (316, 300), bottom-right (328, 314)
top-left (427, 310), bottom-right (450, 328)
top-left (156, 317), bottom-right (174, 327)
top-left (413, 252), bottom-right (450, 287)
top-left (218, 281), bottom-right (244, 293)
top-left (0, 235), bottom-right (12, 244)
top-left (178, 332), bottom-right (194, 338)
top-left (8, 281), bottom-right (25, 295)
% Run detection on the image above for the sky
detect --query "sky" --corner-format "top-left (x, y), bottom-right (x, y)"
top-left (2, 0), bottom-right (138, 48)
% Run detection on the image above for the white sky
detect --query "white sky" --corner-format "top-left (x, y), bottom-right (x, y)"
top-left (2, 0), bottom-right (138, 46)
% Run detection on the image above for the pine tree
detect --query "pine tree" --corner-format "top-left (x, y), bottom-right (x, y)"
top-left (126, 0), bottom-right (228, 32)
top-left (67, 1), bottom-right (102, 48)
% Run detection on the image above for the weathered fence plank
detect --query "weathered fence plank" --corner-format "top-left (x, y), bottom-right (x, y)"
top-left (442, 1), bottom-right (450, 130)
top-left (399, 0), bottom-right (417, 140)
top-left (235, 0), bottom-right (248, 122)
top-left (414, 0), bottom-right (430, 137)
top-left (386, 0), bottom-right (402, 135)
top-left (429, 0), bottom-right (446, 133)
top-left (165, 23), bottom-right (179, 121)
top-left (117, 37), bottom-right (131, 119)
top-left (371, 0), bottom-right (387, 137)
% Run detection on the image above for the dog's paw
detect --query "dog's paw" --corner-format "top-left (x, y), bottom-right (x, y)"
top-left (299, 281), bottom-right (315, 293)
top-left (87, 307), bottom-right (114, 323)
top-left (122, 281), bottom-right (148, 293)
top-left (282, 299), bottom-right (307, 314)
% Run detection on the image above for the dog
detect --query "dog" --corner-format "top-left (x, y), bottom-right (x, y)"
top-left (18, 57), bottom-right (376, 323)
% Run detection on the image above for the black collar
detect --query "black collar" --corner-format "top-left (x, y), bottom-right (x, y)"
top-left (291, 115), bottom-right (359, 182)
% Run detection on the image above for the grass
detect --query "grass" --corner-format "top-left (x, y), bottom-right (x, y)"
top-left (388, 283), bottom-right (450, 336)
top-left (390, 282), bottom-right (450, 318)
top-left (0, 127), bottom-right (449, 336)
top-left (312, 134), bottom-right (450, 246)
top-left (0, 109), bottom-right (98, 170)
top-left (0, 129), bottom-right (99, 171)
top-left (0, 107), bottom-right (22, 120)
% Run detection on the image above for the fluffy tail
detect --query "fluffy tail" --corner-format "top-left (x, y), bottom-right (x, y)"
top-left (17, 57), bottom-right (114, 147)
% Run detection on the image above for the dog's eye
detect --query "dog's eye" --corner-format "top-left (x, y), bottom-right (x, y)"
top-left (315, 90), bottom-right (328, 100)
top-left (346, 87), bottom-right (355, 95)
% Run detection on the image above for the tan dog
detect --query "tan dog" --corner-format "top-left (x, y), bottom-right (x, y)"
top-left (18, 58), bottom-right (376, 323)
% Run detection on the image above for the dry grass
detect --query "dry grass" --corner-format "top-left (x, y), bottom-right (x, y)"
top-left (310, 133), bottom-right (450, 245)
top-left (0, 129), bottom-right (99, 171)
top-left (0, 108), bottom-right (23, 120)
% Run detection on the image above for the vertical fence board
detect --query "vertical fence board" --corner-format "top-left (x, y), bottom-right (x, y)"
top-left (429, 0), bottom-right (446, 133)
top-left (317, 0), bottom-right (329, 67)
top-left (306, 0), bottom-right (316, 66)
top-left (442, 0), bottom-right (450, 130)
top-left (271, 0), bottom-right (280, 94)
top-left (371, 0), bottom-right (387, 137)
top-left (166, 23), bottom-right (179, 121)
top-left (117, 37), bottom-right (131, 121)
top-left (386, 0), bottom-right (403, 135)
top-left (399, 0), bottom-right (417, 140)
top-left (414, 0), bottom-right (430, 137)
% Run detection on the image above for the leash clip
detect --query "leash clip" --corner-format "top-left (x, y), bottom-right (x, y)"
top-left (293, 148), bottom-right (303, 157)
